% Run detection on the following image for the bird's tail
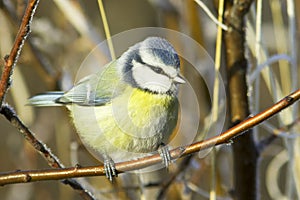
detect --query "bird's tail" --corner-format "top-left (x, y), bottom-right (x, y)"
top-left (28, 92), bottom-right (65, 106)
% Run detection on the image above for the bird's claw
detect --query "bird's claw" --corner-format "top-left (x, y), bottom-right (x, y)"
top-left (158, 145), bottom-right (172, 168)
top-left (104, 157), bottom-right (117, 181)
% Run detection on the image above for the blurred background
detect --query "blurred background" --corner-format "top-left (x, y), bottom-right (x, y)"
top-left (0, 0), bottom-right (299, 199)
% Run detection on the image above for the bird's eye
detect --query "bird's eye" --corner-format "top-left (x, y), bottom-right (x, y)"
top-left (152, 67), bottom-right (163, 74)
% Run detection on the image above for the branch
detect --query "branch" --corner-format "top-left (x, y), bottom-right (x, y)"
top-left (223, 0), bottom-right (257, 199)
top-left (0, 1), bottom-right (95, 198)
top-left (2, 0), bottom-right (59, 79)
top-left (157, 156), bottom-right (192, 199)
top-left (0, 89), bottom-right (299, 185)
top-left (257, 118), bottom-right (300, 153)
top-left (0, 104), bottom-right (95, 200)
top-left (0, 0), bottom-right (39, 106)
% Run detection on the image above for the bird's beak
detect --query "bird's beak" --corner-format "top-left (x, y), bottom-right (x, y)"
top-left (173, 74), bottom-right (186, 84)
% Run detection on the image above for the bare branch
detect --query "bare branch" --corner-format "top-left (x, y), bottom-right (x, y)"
top-left (0, 1), bottom-right (95, 198)
top-left (0, 89), bottom-right (299, 185)
top-left (257, 118), bottom-right (300, 153)
top-left (157, 156), bottom-right (192, 199)
top-left (223, 0), bottom-right (257, 199)
top-left (3, 0), bottom-right (61, 79)
top-left (0, 0), bottom-right (39, 106)
top-left (0, 104), bottom-right (95, 200)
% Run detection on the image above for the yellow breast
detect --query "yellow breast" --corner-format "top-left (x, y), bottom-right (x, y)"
top-left (71, 87), bottom-right (178, 156)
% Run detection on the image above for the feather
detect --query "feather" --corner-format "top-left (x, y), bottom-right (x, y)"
top-left (28, 92), bottom-right (65, 106)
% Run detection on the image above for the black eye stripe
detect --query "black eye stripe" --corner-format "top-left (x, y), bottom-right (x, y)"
top-left (133, 53), bottom-right (170, 77)
top-left (151, 67), bottom-right (163, 74)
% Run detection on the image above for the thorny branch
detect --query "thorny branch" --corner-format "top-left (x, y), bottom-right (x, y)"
top-left (0, 89), bottom-right (299, 185)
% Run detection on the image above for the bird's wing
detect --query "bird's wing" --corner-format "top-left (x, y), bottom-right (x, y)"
top-left (57, 60), bottom-right (124, 106)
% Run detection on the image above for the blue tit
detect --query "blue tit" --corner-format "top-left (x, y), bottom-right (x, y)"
top-left (28, 37), bottom-right (185, 181)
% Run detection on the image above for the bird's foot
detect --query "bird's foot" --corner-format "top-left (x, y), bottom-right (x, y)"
top-left (158, 145), bottom-right (172, 168)
top-left (104, 157), bottom-right (117, 181)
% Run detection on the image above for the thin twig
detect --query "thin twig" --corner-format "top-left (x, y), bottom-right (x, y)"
top-left (0, 104), bottom-right (95, 200)
top-left (2, 0), bottom-right (58, 78)
top-left (157, 156), bottom-right (192, 200)
top-left (0, 1), bottom-right (95, 199)
top-left (257, 118), bottom-right (300, 153)
top-left (0, 0), bottom-right (39, 106)
top-left (257, 135), bottom-right (278, 154)
top-left (1, 105), bottom-right (62, 168)
top-left (97, 0), bottom-right (115, 60)
top-left (194, 0), bottom-right (228, 31)
top-left (0, 89), bottom-right (299, 185)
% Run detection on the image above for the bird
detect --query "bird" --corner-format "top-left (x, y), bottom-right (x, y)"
top-left (28, 37), bottom-right (185, 181)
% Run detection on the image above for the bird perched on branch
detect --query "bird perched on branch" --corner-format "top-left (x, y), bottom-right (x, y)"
top-left (29, 37), bottom-right (185, 181)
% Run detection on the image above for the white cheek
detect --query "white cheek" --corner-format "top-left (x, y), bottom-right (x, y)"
top-left (132, 64), bottom-right (171, 93)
